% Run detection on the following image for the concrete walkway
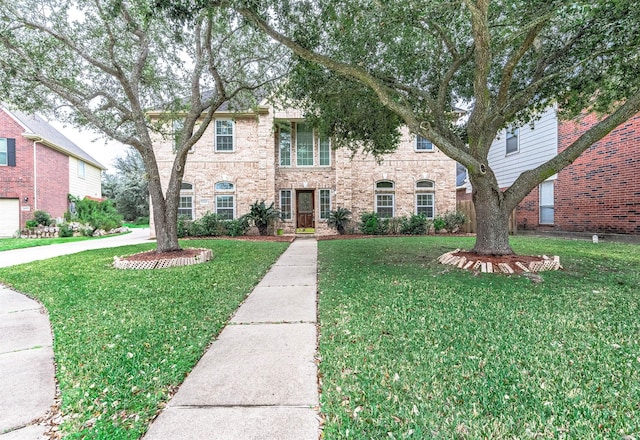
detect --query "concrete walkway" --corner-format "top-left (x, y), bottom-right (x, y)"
top-left (0, 229), bottom-right (153, 439)
top-left (144, 237), bottom-right (320, 440)
top-left (0, 228), bottom-right (152, 268)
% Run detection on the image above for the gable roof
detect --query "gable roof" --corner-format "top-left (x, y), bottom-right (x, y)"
top-left (1, 105), bottom-right (106, 170)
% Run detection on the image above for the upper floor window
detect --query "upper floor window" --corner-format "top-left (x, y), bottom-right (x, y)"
top-left (415, 135), bottom-right (434, 152)
top-left (506, 126), bottom-right (519, 155)
top-left (375, 180), bottom-right (395, 218)
top-left (296, 123), bottom-right (314, 166)
top-left (416, 180), bottom-right (435, 219)
top-left (278, 123), bottom-right (291, 166)
top-left (77, 161), bottom-right (86, 179)
top-left (319, 137), bottom-right (331, 166)
top-left (215, 120), bottom-right (234, 152)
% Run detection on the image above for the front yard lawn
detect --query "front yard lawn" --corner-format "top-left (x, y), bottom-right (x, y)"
top-left (0, 236), bottom-right (99, 252)
top-left (318, 236), bottom-right (640, 439)
top-left (0, 239), bottom-right (289, 439)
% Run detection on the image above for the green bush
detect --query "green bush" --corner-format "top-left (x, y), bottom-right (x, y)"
top-left (69, 195), bottom-right (122, 233)
top-left (176, 213), bottom-right (250, 238)
top-left (399, 214), bottom-right (429, 235)
top-left (33, 210), bottom-right (53, 226)
top-left (327, 207), bottom-right (352, 235)
top-left (359, 212), bottom-right (387, 235)
top-left (247, 200), bottom-right (280, 236)
top-left (225, 216), bottom-right (251, 237)
top-left (25, 219), bottom-right (39, 229)
top-left (442, 210), bottom-right (467, 233)
top-left (59, 223), bottom-right (74, 237)
top-left (433, 216), bottom-right (446, 232)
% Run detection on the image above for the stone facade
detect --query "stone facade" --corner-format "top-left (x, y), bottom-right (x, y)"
top-left (152, 104), bottom-right (458, 236)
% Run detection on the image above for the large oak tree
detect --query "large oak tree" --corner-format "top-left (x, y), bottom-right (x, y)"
top-left (232, 0), bottom-right (640, 255)
top-left (0, 0), bottom-right (286, 252)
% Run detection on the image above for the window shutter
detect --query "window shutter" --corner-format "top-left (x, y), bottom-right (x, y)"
top-left (7, 138), bottom-right (16, 167)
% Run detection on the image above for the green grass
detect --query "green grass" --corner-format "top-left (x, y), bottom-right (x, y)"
top-left (0, 239), bottom-right (288, 439)
top-left (123, 223), bottom-right (149, 229)
top-left (0, 236), bottom-right (96, 252)
top-left (318, 236), bottom-right (640, 439)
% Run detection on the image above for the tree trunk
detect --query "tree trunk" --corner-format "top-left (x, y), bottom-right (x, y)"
top-left (145, 155), bottom-right (181, 253)
top-left (470, 174), bottom-right (514, 255)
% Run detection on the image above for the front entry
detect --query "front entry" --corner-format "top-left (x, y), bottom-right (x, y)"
top-left (296, 190), bottom-right (315, 229)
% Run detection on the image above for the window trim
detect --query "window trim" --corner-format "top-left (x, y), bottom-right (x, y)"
top-left (280, 189), bottom-right (293, 221)
top-left (296, 122), bottom-right (314, 167)
top-left (215, 194), bottom-right (235, 220)
top-left (319, 136), bottom-right (331, 166)
top-left (214, 119), bottom-right (235, 152)
top-left (415, 135), bottom-right (434, 152)
top-left (319, 189), bottom-right (331, 220)
top-left (278, 123), bottom-right (292, 167)
top-left (539, 180), bottom-right (554, 225)
top-left (506, 126), bottom-right (519, 155)
top-left (178, 195), bottom-right (194, 220)
top-left (77, 160), bottom-right (86, 179)
top-left (415, 179), bottom-right (435, 219)
top-left (0, 138), bottom-right (8, 166)
top-left (375, 180), bottom-right (395, 218)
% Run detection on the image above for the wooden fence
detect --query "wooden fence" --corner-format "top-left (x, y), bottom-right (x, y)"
top-left (456, 200), bottom-right (517, 234)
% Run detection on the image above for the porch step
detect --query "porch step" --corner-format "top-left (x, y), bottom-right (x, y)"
top-left (295, 228), bottom-right (315, 234)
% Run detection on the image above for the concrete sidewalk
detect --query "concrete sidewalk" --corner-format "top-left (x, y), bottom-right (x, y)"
top-left (0, 228), bottom-right (152, 268)
top-left (0, 229), bottom-right (154, 439)
top-left (144, 237), bottom-right (320, 440)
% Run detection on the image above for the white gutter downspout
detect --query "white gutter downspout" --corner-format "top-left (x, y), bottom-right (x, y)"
top-left (33, 137), bottom-right (43, 211)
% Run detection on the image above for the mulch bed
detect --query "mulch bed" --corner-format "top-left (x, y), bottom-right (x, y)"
top-left (114, 248), bottom-right (213, 269)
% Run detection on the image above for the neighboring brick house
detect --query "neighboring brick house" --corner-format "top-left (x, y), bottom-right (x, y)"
top-left (0, 105), bottom-right (105, 236)
top-left (151, 103), bottom-right (457, 236)
top-left (461, 106), bottom-right (639, 235)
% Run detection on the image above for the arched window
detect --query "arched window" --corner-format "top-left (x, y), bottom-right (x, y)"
top-left (178, 182), bottom-right (194, 219)
top-left (214, 181), bottom-right (235, 219)
top-left (416, 180), bottom-right (435, 219)
top-left (375, 180), bottom-right (395, 218)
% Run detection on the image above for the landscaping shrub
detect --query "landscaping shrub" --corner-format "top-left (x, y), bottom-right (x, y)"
top-left (400, 214), bottom-right (429, 235)
top-left (327, 207), bottom-right (352, 235)
top-left (225, 216), bottom-right (251, 236)
top-left (359, 212), bottom-right (387, 235)
top-left (58, 223), bottom-right (74, 237)
top-left (25, 219), bottom-right (39, 229)
top-left (433, 216), bottom-right (446, 232)
top-left (33, 210), bottom-right (53, 226)
top-left (247, 200), bottom-right (280, 236)
top-left (442, 210), bottom-right (467, 233)
top-left (69, 195), bottom-right (122, 233)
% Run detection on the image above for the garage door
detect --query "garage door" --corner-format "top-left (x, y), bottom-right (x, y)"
top-left (0, 199), bottom-right (20, 237)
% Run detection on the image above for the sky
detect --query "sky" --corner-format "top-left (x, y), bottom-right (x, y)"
top-left (49, 120), bottom-right (129, 172)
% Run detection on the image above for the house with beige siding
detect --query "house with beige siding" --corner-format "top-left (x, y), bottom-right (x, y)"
top-left (151, 103), bottom-right (458, 236)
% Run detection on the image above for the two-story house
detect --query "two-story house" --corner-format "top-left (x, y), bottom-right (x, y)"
top-left (459, 106), bottom-right (639, 235)
top-left (151, 104), bottom-right (458, 236)
top-left (0, 105), bottom-right (105, 236)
